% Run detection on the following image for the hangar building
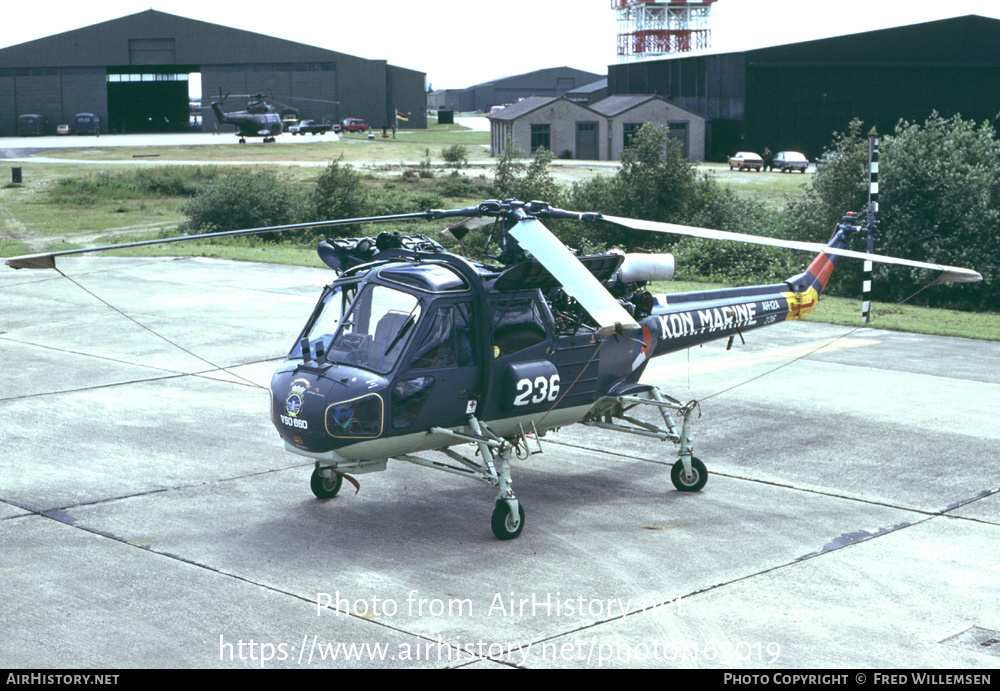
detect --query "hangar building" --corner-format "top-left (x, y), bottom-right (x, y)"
top-left (428, 67), bottom-right (604, 114)
top-left (608, 15), bottom-right (1000, 161)
top-left (0, 10), bottom-right (427, 136)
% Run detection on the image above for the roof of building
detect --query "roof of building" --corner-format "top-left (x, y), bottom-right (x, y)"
top-left (566, 79), bottom-right (608, 95)
top-left (0, 9), bottom-right (422, 73)
top-left (463, 66), bottom-right (603, 91)
top-left (590, 94), bottom-right (704, 120)
top-left (486, 96), bottom-right (562, 121)
top-left (589, 94), bottom-right (659, 116)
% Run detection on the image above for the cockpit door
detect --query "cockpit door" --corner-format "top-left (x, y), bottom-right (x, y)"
top-left (391, 301), bottom-right (480, 431)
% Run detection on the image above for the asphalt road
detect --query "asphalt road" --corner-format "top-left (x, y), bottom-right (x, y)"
top-left (1, 256), bottom-right (997, 669)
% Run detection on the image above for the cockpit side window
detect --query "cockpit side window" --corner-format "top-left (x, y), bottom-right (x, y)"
top-left (410, 302), bottom-right (476, 370)
top-left (292, 283), bottom-right (357, 359)
top-left (303, 283), bottom-right (420, 374)
top-left (492, 293), bottom-right (549, 357)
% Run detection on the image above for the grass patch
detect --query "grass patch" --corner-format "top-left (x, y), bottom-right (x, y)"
top-left (97, 238), bottom-right (328, 268)
top-left (801, 294), bottom-right (1000, 341)
top-left (40, 133), bottom-right (491, 164)
top-left (45, 167), bottom-right (221, 205)
top-left (695, 163), bottom-right (813, 210)
top-left (0, 239), bottom-right (31, 256)
top-left (5, 147), bottom-right (996, 342)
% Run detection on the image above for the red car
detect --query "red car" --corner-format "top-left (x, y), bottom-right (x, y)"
top-left (341, 118), bottom-right (369, 133)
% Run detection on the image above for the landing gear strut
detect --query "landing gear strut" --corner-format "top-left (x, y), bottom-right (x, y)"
top-left (393, 412), bottom-right (531, 540)
top-left (584, 386), bottom-right (707, 493)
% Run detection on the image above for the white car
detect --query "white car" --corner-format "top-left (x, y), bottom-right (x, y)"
top-left (728, 151), bottom-right (764, 171)
top-left (773, 151), bottom-right (809, 173)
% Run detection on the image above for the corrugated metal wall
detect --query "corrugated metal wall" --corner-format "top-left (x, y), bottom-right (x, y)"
top-left (0, 10), bottom-right (424, 136)
top-left (609, 16), bottom-right (1000, 161)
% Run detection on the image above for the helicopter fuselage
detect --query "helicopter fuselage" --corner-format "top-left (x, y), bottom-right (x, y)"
top-left (268, 230), bottom-right (841, 467)
top-left (212, 101), bottom-right (283, 139)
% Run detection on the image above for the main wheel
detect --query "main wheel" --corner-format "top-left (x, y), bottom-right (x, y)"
top-left (491, 500), bottom-right (525, 540)
top-left (311, 468), bottom-right (343, 499)
top-left (671, 457), bottom-right (707, 492)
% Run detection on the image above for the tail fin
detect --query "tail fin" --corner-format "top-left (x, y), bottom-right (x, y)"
top-left (211, 101), bottom-right (227, 125)
top-left (785, 221), bottom-right (852, 298)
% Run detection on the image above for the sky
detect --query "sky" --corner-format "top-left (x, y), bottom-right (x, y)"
top-left (2, 0), bottom-right (1000, 90)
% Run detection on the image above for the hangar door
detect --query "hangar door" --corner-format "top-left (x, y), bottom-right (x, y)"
top-left (107, 68), bottom-right (196, 133)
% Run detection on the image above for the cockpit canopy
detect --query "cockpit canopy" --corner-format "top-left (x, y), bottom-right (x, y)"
top-left (292, 262), bottom-right (473, 375)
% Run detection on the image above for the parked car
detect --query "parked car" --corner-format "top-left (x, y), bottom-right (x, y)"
top-left (289, 119), bottom-right (333, 135)
top-left (56, 124), bottom-right (71, 135)
top-left (728, 151), bottom-right (764, 171)
top-left (17, 114), bottom-right (47, 136)
top-left (341, 117), bottom-right (369, 133)
top-left (773, 150), bottom-right (809, 173)
top-left (73, 113), bottom-right (100, 135)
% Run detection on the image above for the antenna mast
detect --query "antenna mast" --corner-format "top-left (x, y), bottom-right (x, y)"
top-left (613, 0), bottom-right (719, 62)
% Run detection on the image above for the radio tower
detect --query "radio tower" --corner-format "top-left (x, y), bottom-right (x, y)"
top-left (613, 0), bottom-right (718, 61)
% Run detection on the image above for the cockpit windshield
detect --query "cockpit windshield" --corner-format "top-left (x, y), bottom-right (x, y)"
top-left (297, 283), bottom-right (421, 374)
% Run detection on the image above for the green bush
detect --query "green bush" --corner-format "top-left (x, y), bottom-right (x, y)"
top-left (312, 157), bottom-right (369, 224)
top-left (181, 169), bottom-right (308, 235)
top-left (50, 167), bottom-right (218, 205)
top-left (441, 144), bottom-right (468, 169)
top-left (568, 125), bottom-right (731, 252)
top-left (491, 142), bottom-right (561, 206)
top-left (434, 171), bottom-right (491, 200)
top-left (672, 237), bottom-right (798, 285)
top-left (788, 114), bottom-right (1000, 310)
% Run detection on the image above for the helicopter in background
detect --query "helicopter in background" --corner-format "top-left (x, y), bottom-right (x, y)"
top-left (210, 92), bottom-right (340, 143)
top-left (211, 92), bottom-right (283, 143)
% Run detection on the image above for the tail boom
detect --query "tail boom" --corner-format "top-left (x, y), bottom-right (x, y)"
top-left (635, 227), bottom-right (852, 361)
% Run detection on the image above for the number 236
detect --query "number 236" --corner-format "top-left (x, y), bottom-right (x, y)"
top-left (513, 374), bottom-right (560, 406)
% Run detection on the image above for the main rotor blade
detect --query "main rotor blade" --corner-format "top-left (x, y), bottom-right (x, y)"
top-left (600, 216), bottom-right (983, 284)
top-left (4, 212), bottom-right (437, 270)
top-left (509, 218), bottom-right (639, 336)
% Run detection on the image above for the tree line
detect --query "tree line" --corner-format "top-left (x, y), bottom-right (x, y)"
top-left (182, 114), bottom-right (999, 312)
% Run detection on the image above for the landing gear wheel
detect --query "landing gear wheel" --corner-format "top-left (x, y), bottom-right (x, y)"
top-left (310, 468), bottom-right (343, 499)
top-left (491, 500), bottom-right (525, 540)
top-left (671, 457), bottom-right (707, 492)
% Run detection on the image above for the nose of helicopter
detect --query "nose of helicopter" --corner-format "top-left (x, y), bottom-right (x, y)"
top-left (270, 364), bottom-right (388, 453)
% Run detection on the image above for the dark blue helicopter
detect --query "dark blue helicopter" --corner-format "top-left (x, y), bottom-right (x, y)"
top-left (5, 197), bottom-right (981, 539)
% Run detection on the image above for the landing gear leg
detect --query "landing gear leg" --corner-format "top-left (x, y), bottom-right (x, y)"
top-left (583, 388), bottom-right (708, 493)
top-left (490, 446), bottom-right (524, 540)
top-left (404, 414), bottom-right (528, 540)
top-left (671, 404), bottom-right (707, 492)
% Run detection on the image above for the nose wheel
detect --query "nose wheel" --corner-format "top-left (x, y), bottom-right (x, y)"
top-left (491, 499), bottom-right (525, 540)
top-left (310, 467), bottom-right (343, 499)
